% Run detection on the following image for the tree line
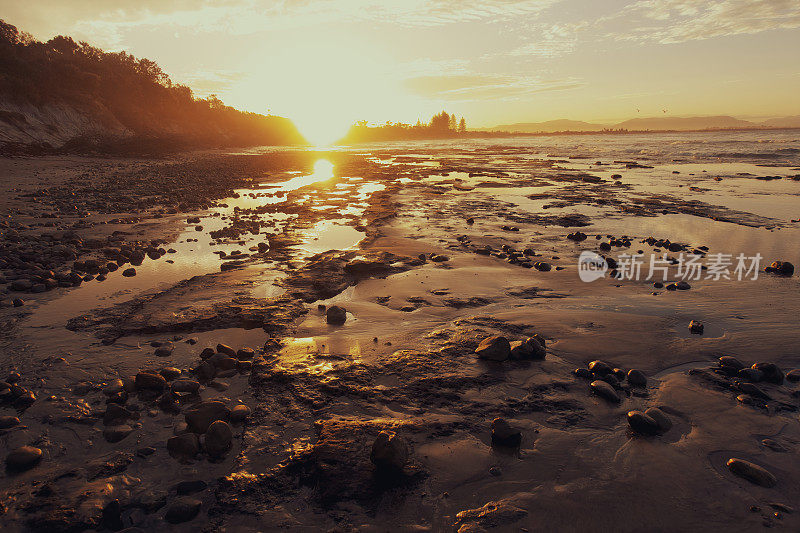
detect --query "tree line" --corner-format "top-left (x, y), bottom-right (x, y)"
top-left (340, 111), bottom-right (469, 143)
top-left (0, 20), bottom-right (304, 152)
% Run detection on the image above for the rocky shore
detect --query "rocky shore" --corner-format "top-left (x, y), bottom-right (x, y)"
top-left (1, 142), bottom-right (799, 531)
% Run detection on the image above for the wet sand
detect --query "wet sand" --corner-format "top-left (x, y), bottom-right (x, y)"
top-left (1, 135), bottom-right (800, 531)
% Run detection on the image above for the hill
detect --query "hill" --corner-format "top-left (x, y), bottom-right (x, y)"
top-left (481, 119), bottom-right (608, 133)
top-left (0, 20), bottom-right (305, 155)
top-left (612, 115), bottom-right (755, 131)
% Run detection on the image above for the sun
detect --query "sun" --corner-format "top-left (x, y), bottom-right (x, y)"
top-left (227, 33), bottom-right (419, 146)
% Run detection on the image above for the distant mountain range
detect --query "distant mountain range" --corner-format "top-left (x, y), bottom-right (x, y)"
top-left (482, 115), bottom-right (800, 133)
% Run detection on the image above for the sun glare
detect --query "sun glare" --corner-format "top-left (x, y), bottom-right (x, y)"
top-left (229, 34), bottom-right (421, 145)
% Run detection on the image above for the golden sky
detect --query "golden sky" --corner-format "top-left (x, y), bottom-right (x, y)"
top-left (4, 0), bottom-right (800, 143)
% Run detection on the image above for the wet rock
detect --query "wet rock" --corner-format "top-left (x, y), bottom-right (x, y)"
top-left (194, 361), bottom-right (216, 381)
top-left (719, 356), bottom-right (745, 371)
top-left (12, 298), bottom-right (24, 307)
top-left (688, 320), bottom-right (704, 334)
top-left (122, 268), bottom-right (136, 277)
top-left (370, 430), bottom-right (408, 472)
top-left (167, 433), bottom-right (200, 460)
top-left (102, 379), bottom-right (125, 396)
top-left (573, 368), bottom-right (592, 379)
top-left (199, 347), bottom-right (215, 359)
top-left (154, 342), bottom-right (174, 357)
top-left (135, 371), bottom-right (167, 391)
top-left (491, 417), bottom-right (522, 448)
top-left (185, 400), bottom-right (230, 433)
top-left (235, 347), bottom-right (255, 360)
top-left (590, 380), bottom-right (620, 403)
top-left (326, 305), bottom-right (347, 325)
top-left (103, 404), bottom-right (133, 425)
top-left (726, 458), bottom-right (777, 487)
top-left (103, 424), bottom-right (133, 443)
top-left (752, 363), bottom-right (784, 384)
top-left (644, 407), bottom-right (672, 432)
top-left (509, 337), bottom-right (546, 360)
top-left (216, 344), bottom-right (236, 357)
top-left (588, 360), bottom-right (612, 376)
top-left (475, 336), bottom-right (511, 361)
top-left (627, 410), bottom-right (659, 435)
top-left (737, 368), bottom-right (763, 382)
top-left (171, 379), bottom-right (200, 395)
top-left (164, 497), bottom-right (201, 524)
top-left (737, 382), bottom-right (771, 400)
top-left (0, 415), bottom-right (20, 429)
top-left (176, 480), bottom-right (207, 495)
top-left (229, 404), bottom-right (251, 423)
top-left (160, 367), bottom-right (182, 380)
top-left (786, 369), bottom-right (800, 382)
top-left (676, 281), bottom-right (691, 290)
top-left (204, 420), bottom-right (233, 457)
top-left (5, 446), bottom-right (42, 472)
top-left (765, 261), bottom-right (794, 276)
top-left (627, 369), bottom-right (647, 387)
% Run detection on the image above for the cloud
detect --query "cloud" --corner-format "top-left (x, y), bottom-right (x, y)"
top-left (403, 73), bottom-right (584, 101)
top-left (607, 0), bottom-right (800, 44)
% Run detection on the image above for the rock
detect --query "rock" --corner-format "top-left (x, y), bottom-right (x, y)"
top-left (103, 424), bottom-right (133, 443)
top-left (199, 347), bottom-right (215, 359)
top-left (204, 420), bottom-right (233, 457)
top-left (326, 305), bottom-right (347, 325)
top-left (176, 480), bottom-right (207, 495)
top-left (12, 298), bottom-right (24, 307)
top-left (370, 430), bottom-right (408, 472)
top-left (627, 410), bottom-right (659, 435)
top-left (737, 368), bottom-right (763, 382)
top-left (752, 363), bottom-right (784, 384)
top-left (103, 404), bottom-right (133, 425)
top-left (102, 379), bottom-right (125, 395)
top-left (786, 369), bottom-right (800, 382)
top-left (588, 360), bottom-right (612, 376)
top-left (216, 344), bottom-right (236, 357)
top-left (0, 415), bottom-right (20, 429)
top-left (490, 418), bottom-right (521, 448)
top-left (509, 337), bottom-right (546, 360)
top-left (154, 342), bottom-right (174, 357)
top-left (5, 446), bottom-right (42, 472)
top-left (627, 369), bottom-right (647, 387)
top-left (644, 407), bottom-right (672, 432)
top-left (688, 320), bottom-right (704, 334)
top-left (573, 368), bottom-right (592, 379)
top-left (135, 371), bottom-right (167, 391)
top-left (737, 382), bottom-right (771, 400)
top-left (719, 356), bottom-right (745, 371)
top-left (194, 361), bottom-right (216, 381)
top-left (209, 354), bottom-right (238, 370)
top-left (122, 268), bottom-right (136, 277)
top-left (185, 400), bottom-right (230, 433)
top-left (171, 379), bottom-right (200, 394)
top-left (676, 281), bottom-right (691, 290)
top-left (229, 404), bottom-right (251, 423)
top-left (590, 380), bottom-right (620, 403)
top-left (726, 458), bottom-right (777, 487)
top-left (164, 497), bottom-right (201, 524)
top-left (475, 336), bottom-right (511, 361)
top-left (766, 261), bottom-right (794, 276)
top-left (236, 347), bottom-right (255, 360)
top-left (167, 433), bottom-right (200, 459)
top-left (160, 367), bottom-right (182, 380)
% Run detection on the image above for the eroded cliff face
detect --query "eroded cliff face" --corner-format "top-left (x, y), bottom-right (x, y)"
top-left (0, 99), bottom-right (131, 149)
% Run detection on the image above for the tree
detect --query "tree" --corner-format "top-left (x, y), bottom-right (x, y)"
top-left (458, 117), bottom-right (466, 133)
top-left (430, 111), bottom-right (451, 132)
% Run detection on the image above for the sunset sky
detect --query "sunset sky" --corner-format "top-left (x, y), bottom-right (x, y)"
top-left (4, 0), bottom-right (800, 143)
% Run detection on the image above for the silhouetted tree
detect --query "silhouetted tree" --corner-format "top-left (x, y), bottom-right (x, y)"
top-left (0, 19), bottom-right (305, 149)
top-left (459, 117), bottom-right (466, 133)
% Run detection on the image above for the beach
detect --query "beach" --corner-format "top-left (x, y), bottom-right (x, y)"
top-left (1, 130), bottom-right (800, 531)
